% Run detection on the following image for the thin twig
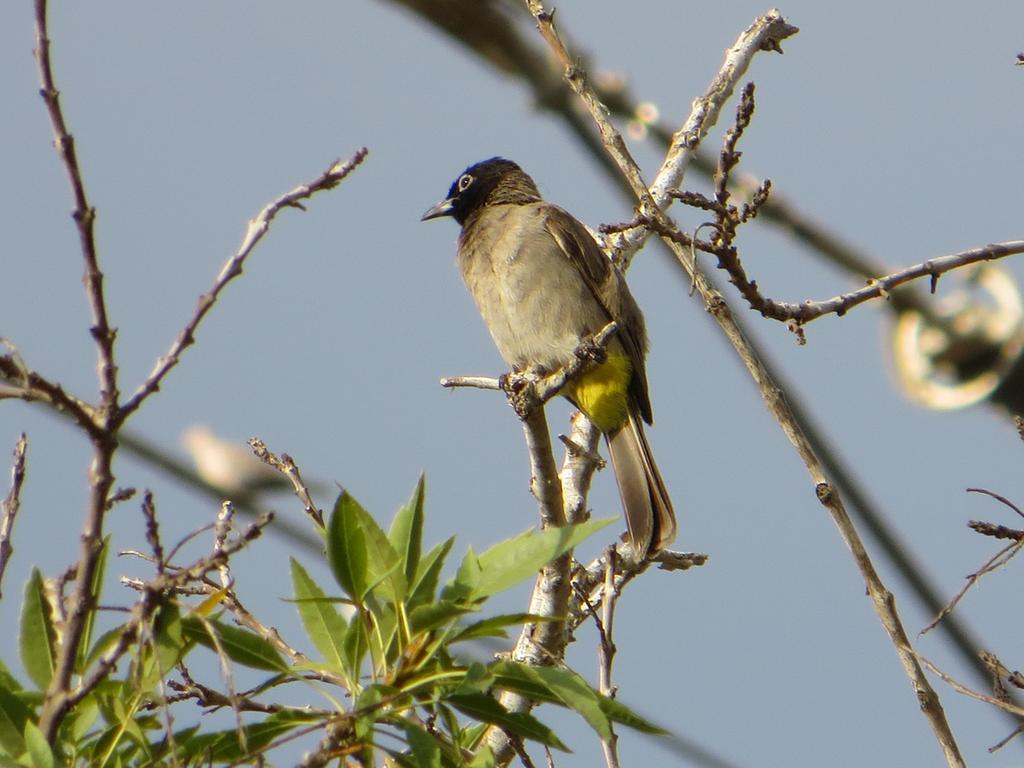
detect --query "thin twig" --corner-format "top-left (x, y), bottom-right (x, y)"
top-left (0, 354), bottom-right (99, 435)
top-left (0, 434), bottom-right (28, 599)
top-left (920, 538), bottom-right (1023, 636)
top-left (525, 3), bottom-right (964, 765)
top-left (442, 322), bottom-right (618, 411)
top-left (248, 438), bottom-right (325, 529)
top-left (597, 547), bottom-right (621, 768)
top-left (67, 513), bottom-right (274, 715)
top-left (120, 429), bottom-right (322, 555)
top-left (120, 148), bottom-right (369, 420)
top-left (141, 491), bottom-right (164, 575)
top-left (966, 487), bottom-right (1024, 519)
top-left (918, 654), bottom-right (1024, 720)
top-left (567, 545), bottom-right (708, 632)
top-left (439, 374), bottom-right (500, 390)
top-left (33, 0), bottom-right (118, 409)
top-left (699, 237), bottom-right (1024, 327)
top-left (968, 520), bottom-right (1024, 540)
top-left (596, 8), bottom-right (798, 267)
top-left (921, 489), bottom-right (1024, 635)
top-left (214, 501), bottom-right (234, 589)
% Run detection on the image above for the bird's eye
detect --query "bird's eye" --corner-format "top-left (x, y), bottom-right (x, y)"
top-left (457, 174), bottom-right (474, 192)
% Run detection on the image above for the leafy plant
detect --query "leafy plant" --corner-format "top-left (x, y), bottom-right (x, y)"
top-left (0, 477), bottom-right (661, 766)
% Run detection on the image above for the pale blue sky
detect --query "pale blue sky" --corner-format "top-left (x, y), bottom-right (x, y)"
top-left (2, 1), bottom-right (1024, 765)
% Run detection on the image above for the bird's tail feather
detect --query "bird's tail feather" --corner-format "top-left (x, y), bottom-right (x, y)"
top-left (606, 408), bottom-right (677, 557)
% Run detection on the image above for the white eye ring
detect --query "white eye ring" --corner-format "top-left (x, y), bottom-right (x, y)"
top-left (457, 174), bottom-right (474, 192)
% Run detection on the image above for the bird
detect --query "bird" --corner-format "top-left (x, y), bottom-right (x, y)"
top-left (181, 424), bottom-right (289, 496)
top-left (422, 157), bottom-right (676, 557)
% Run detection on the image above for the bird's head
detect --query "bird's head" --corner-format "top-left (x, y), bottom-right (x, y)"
top-left (421, 157), bottom-right (541, 225)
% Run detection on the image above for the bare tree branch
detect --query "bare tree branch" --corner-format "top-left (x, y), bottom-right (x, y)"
top-left (394, 0), bottom-right (1013, 716)
top-left (918, 654), bottom-right (1024, 721)
top-left (921, 489), bottom-right (1024, 636)
top-left (248, 437), bottom-right (325, 531)
top-left (596, 8), bottom-right (798, 268)
top-left (33, 0), bottom-right (119, 409)
top-left (523, 3), bottom-right (965, 765)
top-left (714, 239), bottom-right (1024, 327)
top-left (596, 548), bottom-right (621, 768)
top-left (0, 434), bottom-right (27, 599)
top-left (120, 148), bottom-right (369, 421)
top-left (34, 0), bottom-right (120, 734)
top-left (66, 510), bottom-right (274, 720)
top-left (29, 2), bottom-right (366, 738)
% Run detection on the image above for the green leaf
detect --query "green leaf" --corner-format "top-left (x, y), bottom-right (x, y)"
top-left (327, 491), bottom-right (406, 604)
top-left (20, 568), bottom-right (56, 689)
top-left (434, 703), bottom-right (465, 750)
top-left (77, 535), bottom-right (109, 674)
top-left (523, 666), bottom-right (610, 740)
top-left (342, 611), bottom-right (369, 681)
top-left (180, 616), bottom-right (288, 672)
top-left (467, 745), bottom-right (497, 768)
top-left (352, 685), bottom-right (395, 764)
top-left (389, 474), bottom-right (425, 586)
top-left (403, 721), bottom-right (442, 768)
top-left (490, 663), bottom-right (665, 737)
top-left (408, 600), bottom-right (472, 636)
top-left (454, 662), bottom-right (492, 695)
top-left (0, 658), bottom-right (21, 692)
top-left (489, 662), bottom-right (563, 705)
top-left (447, 693), bottom-right (568, 751)
top-left (82, 626), bottom-right (124, 672)
top-left (326, 491), bottom-right (370, 601)
top-left (445, 518), bottom-right (615, 603)
top-left (597, 695), bottom-right (667, 735)
top-left (449, 614), bottom-right (548, 644)
top-left (446, 546), bottom-right (481, 603)
top-left (356, 498), bottom-right (406, 605)
top-left (68, 691), bottom-right (100, 741)
top-left (180, 711), bottom-right (308, 762)
top-left (152, 603), bottom-right (187, 676)
top-left (0, 683), bottom-right (30, 758)
top-left (290, 558), bottom-right (347, 668)
top-left (23, 720), bottom-right (53, 768)
top-left (408, 537), bottom-right (455, 610)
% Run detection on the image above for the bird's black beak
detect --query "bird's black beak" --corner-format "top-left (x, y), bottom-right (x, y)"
top-left (421, 197), bottom-right (455, 221)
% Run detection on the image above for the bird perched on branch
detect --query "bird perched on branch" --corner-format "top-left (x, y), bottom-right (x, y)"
top-left (422, 157), bottom-right (676, 557)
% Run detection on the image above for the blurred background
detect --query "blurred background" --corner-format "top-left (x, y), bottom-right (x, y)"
top-left (2, 1), bottom-right (1023, 765)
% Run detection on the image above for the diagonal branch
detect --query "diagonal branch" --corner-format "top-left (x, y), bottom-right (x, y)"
top-left (119, 148), bottom-right (369, 421)
top-left (524, 3), bottom-right (965, 765)
top-left (597, 8), bottom-right (798, 268)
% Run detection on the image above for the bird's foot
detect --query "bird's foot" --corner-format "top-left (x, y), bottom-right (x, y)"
top-left (501, 370), bottom-right (541, 419)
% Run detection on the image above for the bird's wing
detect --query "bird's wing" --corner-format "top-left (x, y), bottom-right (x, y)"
top-left (541, 204), bottom-right (653, 424)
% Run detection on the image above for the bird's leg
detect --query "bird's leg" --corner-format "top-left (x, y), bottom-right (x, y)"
top-left (573, 334), bottom-right (609, 366)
